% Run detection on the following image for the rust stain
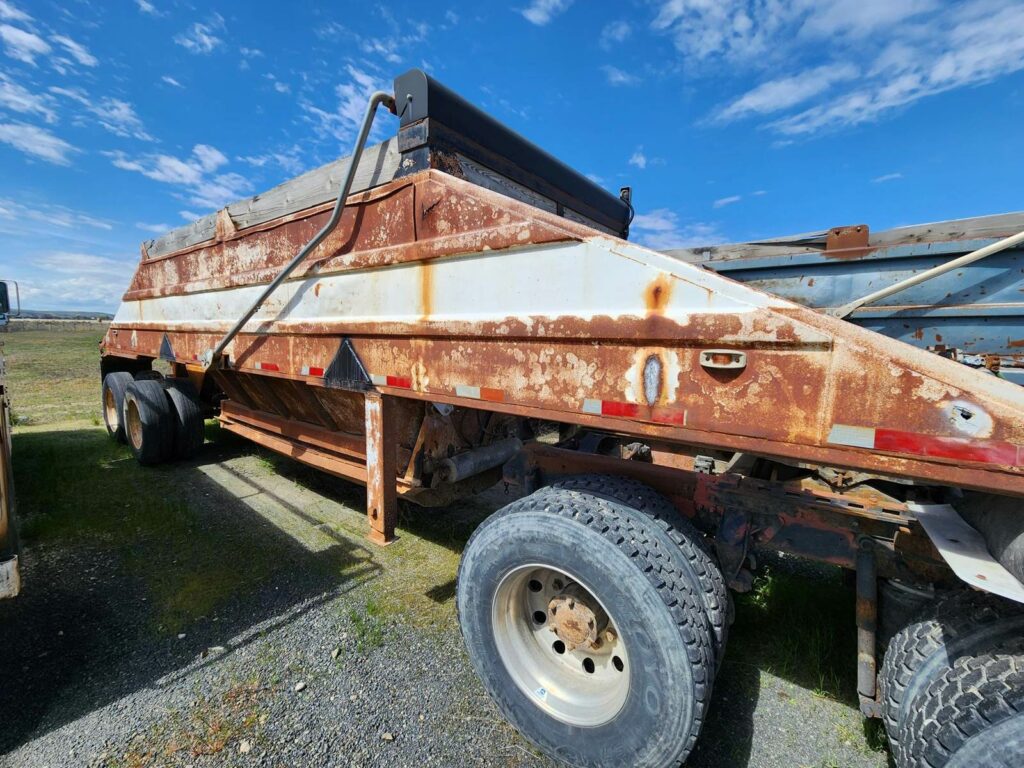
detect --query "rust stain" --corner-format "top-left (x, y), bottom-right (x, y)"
top-left (420, 259), bottom-right (434, 318)
top-left (807, 278), bottom-right (815, 287)
top-left (314, 282), bottom-right (322, 297)
top-left (1009, 339), bottom-right (1024, 348)
top-left (645, 273), bottom-right (673, 315)
top-left (913, 328), bottom-right (924, 340)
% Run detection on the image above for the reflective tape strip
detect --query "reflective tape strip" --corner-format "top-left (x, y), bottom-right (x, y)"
top-left (582, 398), bottom-right (684, 424)
top-left (455, 384), bottom-right (504, 402)
top-left (370, 373), bottom-right (412, 389)
top-left (254, 361), bottom-right (280, 372)
top-left (829, 424), bottom-right (1021, 466)
top-left (300, 366), bottom-right (325, 377)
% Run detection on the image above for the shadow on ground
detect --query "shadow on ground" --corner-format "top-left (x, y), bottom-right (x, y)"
top-left (0, 423), bottom-right (887, 766)
top-left (0, 424), bottom-right (390, 754)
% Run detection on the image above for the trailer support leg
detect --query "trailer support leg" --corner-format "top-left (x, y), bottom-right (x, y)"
top-left (364, 391), bottom-right (397, 546)
top-left (855, 538), bottom-right (880, 717)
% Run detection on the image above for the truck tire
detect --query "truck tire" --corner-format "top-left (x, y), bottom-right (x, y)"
top-left (544, 474), bottom-right (730, 667)
top-left (163, 378), bottom-right (204, 460)
top-left (880, 591), bottom-right (1024, 764)
top-left (456, 487), bottom-right (714, 768)
top-left (122, 379), bottom-right (174, 465)
top-left (101, 371), bottom-right (134, 443)
top-left (902, 634), bottom-right (1024, 768)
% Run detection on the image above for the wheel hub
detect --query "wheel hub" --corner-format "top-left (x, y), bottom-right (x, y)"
top-left (548, 592), bottom-right (600, 651)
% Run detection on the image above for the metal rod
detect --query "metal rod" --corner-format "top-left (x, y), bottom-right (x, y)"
top-left (855, 539), bottom-right (879, 715)
top-left (830, 228), bottom-right (1024, 319)
top-left (203, 90), bottom-right (397, 368)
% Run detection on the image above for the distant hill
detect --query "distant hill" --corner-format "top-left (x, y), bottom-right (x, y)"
top-left (17, 309), bottom-right (114, 320)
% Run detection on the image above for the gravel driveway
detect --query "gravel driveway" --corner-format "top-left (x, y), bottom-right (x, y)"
top-left (0, 423), bottom-right (890, 768)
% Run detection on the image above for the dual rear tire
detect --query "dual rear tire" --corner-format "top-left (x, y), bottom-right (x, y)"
top-left (457, 479), bottom-right (723, 768)
top-left (102, 373), bottom-right (204, 463)
top-left (880, 590), bottom-right (1024, 767)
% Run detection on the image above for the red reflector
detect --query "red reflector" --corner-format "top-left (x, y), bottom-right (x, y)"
top-left (601, 401), bottom-right (640, 418)
top-left (480, 387), bottom-right (504, 402)
top-left (259, 362), bottom-right (280, 372)
top-left (386, 375), bottom-right (412, 389)
top-left (308, 366), bottom-right (324, 377)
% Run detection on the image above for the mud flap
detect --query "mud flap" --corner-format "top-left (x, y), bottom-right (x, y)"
top-left (911, 503), bottom-right (1024, 604)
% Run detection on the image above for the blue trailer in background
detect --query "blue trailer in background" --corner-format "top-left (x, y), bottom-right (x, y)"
top-left (666, 212), bottom-right (1024, 386)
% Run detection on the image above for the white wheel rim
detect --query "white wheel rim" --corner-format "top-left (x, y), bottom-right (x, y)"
top-left (491, 564), bottom-right (630, 727)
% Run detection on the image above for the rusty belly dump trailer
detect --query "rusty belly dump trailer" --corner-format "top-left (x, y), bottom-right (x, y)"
top-left (99, 70), bottom-right (1024, 768)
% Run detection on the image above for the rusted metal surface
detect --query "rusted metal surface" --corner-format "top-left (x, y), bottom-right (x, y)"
top-left (825, 224), bottom-right (870, 258)
top-left (102, 167), bottom-right (1024, 549)
top-left (364, 392), bottom-right (397, 545)
top-left (103, 169), bottom-right (1024, 497)
top-left (856, 541), bottom-right (882, 718)
top-left (548, 591), bottom-right (602, 652)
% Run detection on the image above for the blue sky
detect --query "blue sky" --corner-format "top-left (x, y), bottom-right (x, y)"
top-left (1, 0), bottom-right (1023, 311)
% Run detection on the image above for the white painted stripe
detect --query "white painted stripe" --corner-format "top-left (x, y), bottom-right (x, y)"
top-left (112, 240), bottom-right (800, 337)
top-left (455, 384), bottom-right (481, 399)
top-left (827, 424), bottom-right (876, 449)
top-left (582, 398), bottom-right (602, 415)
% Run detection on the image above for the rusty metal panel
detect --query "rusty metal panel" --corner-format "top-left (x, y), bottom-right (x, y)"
top-left (102, 169), bottom-right (1024, 496)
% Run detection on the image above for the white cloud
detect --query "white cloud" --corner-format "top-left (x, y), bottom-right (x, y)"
top-left (51, 34), bottom-right (97, 67)
top-left (715, 63), bottom-right (859, 122)
top-left (0, 73), bottom-right (56, 123)
top-left (0, 1), bottom-right (30, 22)
top-left (136, 222), bottom-right (170, 234)
top-left (301, 65), bottom-right (390, 144)
top-left (631, 208), bottom-right (724, 250)
top-left (238, 46), bottom-right (263, 69)
top-left (445, 10), bottom-right (459, 25)
top-left (174, 14), bottom-right (224, 54)
top-left (15, 252), bottom-right (135, 310)
top-left (106, 144), bottom-right (252, 211)
top-left (161, 75), bottom-right (183, 88)
top-left (600, 20), bottom-right (631, 49)
top-left (713, 195), bottom-right (741, 208)
top-left (135, 0), bottom-right (160, 15)
top-left (0, 122), bottom-right (76, 164)
top-left (0, 23), bottom-right (50, 65)
top-left (50, 87), bottom-right (153, 141)
top-left (628, 147), bottom-right (647, 170)
top-left (520, 0), bottom-right (573, 26)
top-left (602, 65), bottom-right (639, 86)
top-left (36, 251), bottom-right (127, 277)
top-left (0, 197), bottom-right (112, 231)
top-left (238, 145), bottom-right (305, 176)
top-left (683, 0), bottom-right (1024, 137)
top-left (752, 189), bottom-right (767, 196)
top-left (873, 172), bottom-right (903, 183)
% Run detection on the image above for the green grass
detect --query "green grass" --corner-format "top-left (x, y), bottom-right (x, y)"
top-left (347, 598), bottom-right (387, 652)
top-left (729, 564), bottom-right (858, 704)
top-left (3, 327), bottom-right (105, 425)
top-left (13, 426), bottom-right (291, 634)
